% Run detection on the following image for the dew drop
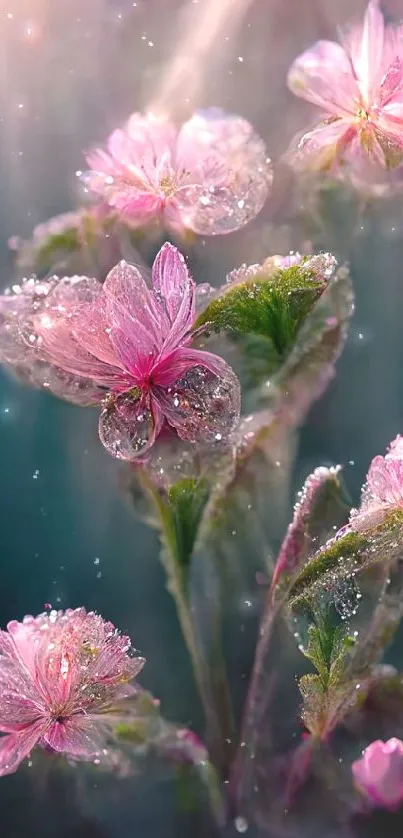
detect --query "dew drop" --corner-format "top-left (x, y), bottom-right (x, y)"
top-left (235, 816), bottom-right (248, 833)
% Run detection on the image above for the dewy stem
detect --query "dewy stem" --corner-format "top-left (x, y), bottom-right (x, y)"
top-left (137, 472), bottom-right (236, 779)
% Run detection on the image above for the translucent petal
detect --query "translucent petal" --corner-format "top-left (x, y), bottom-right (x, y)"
top-left (98, 392), bottom-right (163, 460)
top-left (33, 315), bottom-right (128, 388)
top-left (366, 454), bottom-right (403, 505)
top-left (0, 720), bottom-right (46, 776)
top-left (125, 112), bottom-right (177, 178)
top-left (287, 40), bottom-right (357, 115)
top-left (342, 0), bottom-right (385, 100)
top-left (175, 109), bottom-right (272, 235)
top-left (151, 243), bottom-right (195, 352)
top-left (104, 260), bottom-right (168, 372)
top-left (154, 350), bottom-right (240, 443)
top-left (285, 118), bottom-right (356, 173)
top-left (43, 717), bottom-right (105, 758)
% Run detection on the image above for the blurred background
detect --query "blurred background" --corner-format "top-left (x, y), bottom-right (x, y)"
top-left (0, 0), bottom-right (403, 835)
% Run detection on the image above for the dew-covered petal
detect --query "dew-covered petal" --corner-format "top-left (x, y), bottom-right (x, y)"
top-left (151, 243), bottom-right (195, 351)
top-left (33, 314), bottom-right (128, 389)
top-left (43, 717), bottom-right (105, 758)
top-left (104, 260), bottom-right (168, 371)
top-left (99, 392), bottom-right (163, 460)
top-left (0, 633), bottom-right (44, 728)
top-left (343, 0), bottom-right (385, 100)
top-left (70, 295), bottom-right (125, 368)
top-left (352, 738), bottom-right (403, 810)
top-left (125, 112), bottom-right (177, 175)
top-left (154, 349), bottom-right (240, 443)
top-left (175, 109), bottom-right (272, 235)
top-left (287, 40), bottom-right (358, 115)
top-left (84, 633), bottom-right (144, 686)
top-left (286, 118), bottom-right (356, 172)
top-left (366, 454), bottom-right (403, 505)
top-left (0, 720), bottom-right (46, 776)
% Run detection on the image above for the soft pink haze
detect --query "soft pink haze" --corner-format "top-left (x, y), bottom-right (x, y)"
top-left (0, 608), bottom-right (145, 776)
top-left (352, 738), bottom-right (403, 810)
top-left (84, 109), bottom-right (272, 236)
top-left (0, 243), bottom-right (241, 460)
top-left (287, 0), bottom-right (403, 178)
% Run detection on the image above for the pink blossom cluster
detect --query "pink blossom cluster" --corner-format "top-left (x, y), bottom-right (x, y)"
top-left (0, 243), bottom-right (240, 460)
top-left (287, 0), bottom-right (403, 180)
top-left (0, 608), bottom-right (144, 776)
top-left (84, 109), bottom-right (272, 236)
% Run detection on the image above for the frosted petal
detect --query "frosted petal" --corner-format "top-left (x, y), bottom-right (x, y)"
top-left (152, 243), bottom-right (195, 352)
top-left (154, 351), bottom-right (240, 443)
top-left (287, 40), bottom-right (358, 115)
top-left (175, 109), bottom-right (272, 235)
top-left (104, 260), bottom-right (168, 369)
top-left (0, 721), bottom-right (45, 777)
top-left (99, 392), bottom-right (163, 460)
top-left (43, 717), bottom-right (104, 758)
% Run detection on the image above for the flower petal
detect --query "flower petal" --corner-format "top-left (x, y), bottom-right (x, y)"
top-left (104, 260), bottom-right (168, 373)
top-left (175, 109), bottom-right (272, 235)
top-left (287, 40), bottom-right (358, 115)
top-left (98, 392), bottom-right (163, 460)
top-left (0, 720), bottom-right (46, 776)
top-left (366, 454), bottom-right (403, 505)
top-left (152, 243), bottom-right (195, 351)
top-left (43, 717), bottom-right (105, 758)
top-left (343, 0), bottom-right (385, 100)
top-left (0, 632), bottom-right (43, 728)
top-left (125, 112), bottom-right (177, 176)
top-left (286, 118), bottom-right (356, 173)
top-left (154, 349), bottom-right (240, 443)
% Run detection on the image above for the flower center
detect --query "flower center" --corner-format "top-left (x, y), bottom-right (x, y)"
top-left (159, 174), bottom-right (178, 199)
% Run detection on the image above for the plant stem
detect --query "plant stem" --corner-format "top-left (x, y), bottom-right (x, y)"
top-left (137, 472), bottom-right (236, 779)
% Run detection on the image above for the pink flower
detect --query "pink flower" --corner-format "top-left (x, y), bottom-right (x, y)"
top-left (287, 1), bottom-right (403, 177)
top-left (0, 243), bottom-right (241, 460)
top-left (0, 608), bottom-right (145, 776)
top-left (352, 738), bottom-right (403, 810)
top-left (84, 109), bottom-right (272, 235)
top-left (350, 434), bottom-right (403, 530)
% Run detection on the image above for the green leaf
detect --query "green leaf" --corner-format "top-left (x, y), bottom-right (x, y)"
top-left (271, 466), bottom-right (349, 595)
top-left (195, 259), bottom-right (327, 381)
top-left (287, 509), bottom-right (403, 612)
top-left (165, 478), bottom-right (210, 585)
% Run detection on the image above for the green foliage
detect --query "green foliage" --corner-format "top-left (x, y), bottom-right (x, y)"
top-left (287, 509), bottom-right (403, 611)
top-left (195, 262), bottom-right (326, 380)
top-left (35, 228), bottom-right (80, 269)
top-left (166, 478), bottom-right (210, 582)
top-left (151, 476), bottom-right (210, 593)
top-left (298, 608), bottom-right (357, 737)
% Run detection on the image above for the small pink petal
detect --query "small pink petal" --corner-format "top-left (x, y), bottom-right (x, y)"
top-left (287, 40), bottom-right (358, 116)
top-left (126, 112), bottom-right (176, 167)
top-left (0, 720), bottom-right (46, 776)
top-left (366, 453), bottom-right (403, 505)
top-left (175, 109), bottom-right (272, 235)
top-left (352, 738), bottom-right (403, 810)
top-left (154, 349), bottom-right (240, 443)
top-left (152, 243), bottom-right (195, 352)
top-left (104, 260), bottom-right (168, 372)
top-left (343, 0), bottom-right (385, 100)
top-left (98, 392), bottom-right (163, 460)
top-left (43, 717), bottom-right (104, 758)
top-left (286, 118), bottom-right (356, 173)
